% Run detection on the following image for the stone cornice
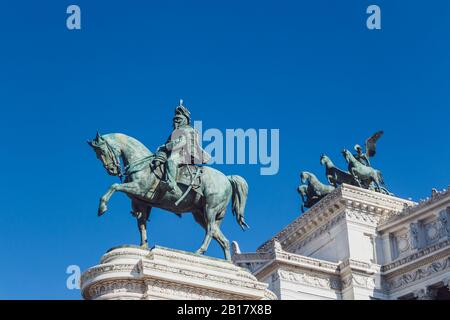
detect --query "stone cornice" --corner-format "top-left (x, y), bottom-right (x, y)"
top-left (379, 188), bottom-right (449, 231)
top-left (243, 249), bottom-right (341, 281)
top-left (102, 245), bottom-right (244, 274)
top-left (339, 259), bottom-right (378, 274)
top-left (257, 184), bottom-right (413, 253)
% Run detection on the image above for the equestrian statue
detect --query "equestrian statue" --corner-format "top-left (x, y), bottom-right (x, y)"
top-left (88, 100), bottom-right (249, 261)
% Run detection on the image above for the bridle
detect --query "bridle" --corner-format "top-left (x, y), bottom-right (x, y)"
top-left (98, 137), bottom-right (159, 182)
top-left (100, 138), bottom-right (124, 182)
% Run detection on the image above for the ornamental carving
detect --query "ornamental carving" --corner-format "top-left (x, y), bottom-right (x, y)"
top-left (341, 274), bottom-right (376, 290)
top-left (278, 269), bottom-right (341, 290)
top-left (387, 256), bottom-right (450, 291)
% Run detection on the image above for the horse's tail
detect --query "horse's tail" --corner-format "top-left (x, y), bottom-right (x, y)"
top-left (227, 175), bottom-right (250, 231)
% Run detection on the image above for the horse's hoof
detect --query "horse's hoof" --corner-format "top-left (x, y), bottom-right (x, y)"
top-left (140, 243), bottom-right (148, 249)
top-left (98, 203), bottom-right (107, 216)
top-left (195, 249), bottom-right (204, 255)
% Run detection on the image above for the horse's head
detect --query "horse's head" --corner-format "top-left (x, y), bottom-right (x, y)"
top-left (88, 132), bottom-right (122, 177)
top-left (300, 171), bottom-right (310, 184)
top-left (320, 154), bottom-right (328, 166)
top-left (342, 149), bottom-right (351, 163)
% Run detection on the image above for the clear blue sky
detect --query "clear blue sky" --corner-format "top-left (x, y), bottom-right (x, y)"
top-left (0, 0), bottom-right (449, 299)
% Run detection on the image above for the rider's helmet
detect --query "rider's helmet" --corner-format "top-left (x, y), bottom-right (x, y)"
top-left (173, 99), bottom-right (191, 128)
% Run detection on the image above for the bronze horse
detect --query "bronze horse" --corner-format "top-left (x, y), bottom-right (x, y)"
top-left (88, 132), bottom-right (249, 261)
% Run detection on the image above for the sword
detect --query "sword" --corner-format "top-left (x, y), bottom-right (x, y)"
top-left (175, 168), bottom-right (201, 206)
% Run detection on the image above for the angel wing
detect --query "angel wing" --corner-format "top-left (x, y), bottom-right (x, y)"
top-left (365, 130), bottom-right (384, 158)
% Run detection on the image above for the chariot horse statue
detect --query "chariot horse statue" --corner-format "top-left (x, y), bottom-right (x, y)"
top-left (297, 171), bottom-right (335, 212)
top-left (87, 102), bottom-right (249, 261)
top-left (298, 131), bottom-right (393, 212)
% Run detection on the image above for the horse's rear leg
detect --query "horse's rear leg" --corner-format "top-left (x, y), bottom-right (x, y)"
top-left (192, 209), bottom-right (209, 255)
top-left (372, 174), bottom-right (381, 192)
top-left (195, 206), bottom-right (217, 256)
top-left (212, 216), bottom-right (231, 261)
top-left (195, 225), bottom-right (213, 255)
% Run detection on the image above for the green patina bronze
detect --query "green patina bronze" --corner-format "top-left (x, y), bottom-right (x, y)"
top-left (297, 171), bottom-right (335, 213)
top-left (298, 131), bottom-right (393, 211)
top-left (88, 101), bottom-right (249, 261)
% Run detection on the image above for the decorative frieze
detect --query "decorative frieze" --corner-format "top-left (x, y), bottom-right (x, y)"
top-left (341, 273), bottom-right (376, 290)
top-left (87, 279), bottom-right (145, 300)
top-left (345, 209), bottom-right (381, 226)
top-left (278, 269), bottom-right (341, 290)
top-left (386, 255), bottom-right (450, 291)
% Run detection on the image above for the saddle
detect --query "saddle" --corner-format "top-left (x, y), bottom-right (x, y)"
top-left (146, 155), bottom-right (204, 201)
top-left (176, 165), bottom-right (203, 189)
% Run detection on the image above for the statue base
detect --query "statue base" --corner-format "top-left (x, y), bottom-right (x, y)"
top-left (81, 245), bottom-right (277, 300)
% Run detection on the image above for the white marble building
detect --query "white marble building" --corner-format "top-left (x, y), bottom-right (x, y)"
top-left (232, 184), bottom-right (450, 300)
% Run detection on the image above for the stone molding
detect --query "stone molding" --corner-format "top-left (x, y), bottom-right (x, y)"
top-left (380, 188), bottom-right (449, 227)
top-left (81, 246), bottom-right (277, 300)
top-left (236, 246), bottom-right (341, 280)
top-left (381, 238), bottom-right (450, 273)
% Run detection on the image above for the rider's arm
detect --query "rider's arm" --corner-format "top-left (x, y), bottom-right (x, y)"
top-left (165, 134), bottom-right (187, 151)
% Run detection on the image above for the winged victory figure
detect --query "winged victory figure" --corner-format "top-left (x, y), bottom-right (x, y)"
top-left (353, 130), bottom-right (384, 167)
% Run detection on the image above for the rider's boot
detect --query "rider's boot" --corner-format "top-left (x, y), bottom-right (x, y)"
top-left (165, 160), bottom-right (183, 198)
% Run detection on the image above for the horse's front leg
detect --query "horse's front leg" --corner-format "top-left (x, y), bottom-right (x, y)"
top-left (351, 168), bottom-right (362, 187)
top-left (98, 182), bottom-right (140, 216)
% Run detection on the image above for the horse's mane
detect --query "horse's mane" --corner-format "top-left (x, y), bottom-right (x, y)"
top-left (303, 171), bottom-right (319, 182)
top-left (104, 133), bottom-right (154, 156)
top-left (321, 155), bottom-right (334, 166)
top-left (344, 149), bottom-right (357, 163)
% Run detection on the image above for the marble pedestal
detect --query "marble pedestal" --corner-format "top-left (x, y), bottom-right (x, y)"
top-left (81, 245), bottom-right (277, 300)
